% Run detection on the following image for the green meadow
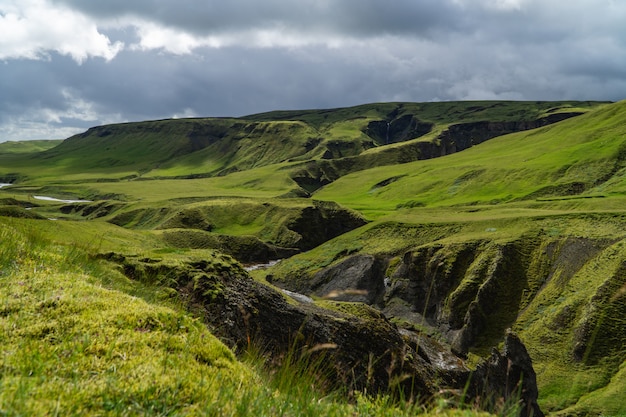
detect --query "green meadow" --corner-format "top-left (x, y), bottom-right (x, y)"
top-left (1, 100), bottom-right (625, 415)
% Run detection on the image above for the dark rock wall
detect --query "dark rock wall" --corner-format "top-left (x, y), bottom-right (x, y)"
top-left (295, 233), bottom-right (623, 363)
top-left (281, 200), bottom-right (368, 251)
top-left (109, 253), bottom-right (545, 415)
top-left (291, 114), bottom-right (583, 193)
top-left (308, 254), bottom-right (388, 304)
top-left (363, 115), bottom-right (434, 145)
top-left (469, 332), bottom-right (544, 417)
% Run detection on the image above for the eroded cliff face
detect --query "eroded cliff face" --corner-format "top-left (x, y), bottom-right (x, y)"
top-left (95, 210), bottom-right (626, 416)
top-left (105, 252), bottom-right (544, 415)
top-left (386, 238), bottom-right (542, 356)
top-left (290, 113), bottom-right (584, 193)
top-left (289, 233), bottom-right (626, 365)
top-left (431, 115), bottom-right (581, 157)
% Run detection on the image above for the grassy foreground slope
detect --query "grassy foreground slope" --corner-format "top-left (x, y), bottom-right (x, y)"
top-left (0, 218), bottom-right (250, 415)
top-left (0, 217), bottom-right (495, 417)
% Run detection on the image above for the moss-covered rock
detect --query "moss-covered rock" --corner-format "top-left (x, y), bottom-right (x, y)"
top-left (103, 252), bottom-right (545, 416)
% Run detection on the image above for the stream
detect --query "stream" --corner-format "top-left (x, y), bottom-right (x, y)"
top-left (244, 259), bottom-right (281, 271)
top-left (0, 185), bottom-right (90, 220)
top-left (0, 184), bottom-right (92, 204)
top-left (33, 196), bottom-right (92, 204)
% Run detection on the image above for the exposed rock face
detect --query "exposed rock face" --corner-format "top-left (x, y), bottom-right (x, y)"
top-left (291, 113), bottom-right (583, 193)
top-left (281, 200), bottom-right (368, 251)
top-left (308, 254), bottom-right (387, 304)
top-left (300, 235), bottom-right (617, 360)
top-left (298, 242), bottom-right (528, 356)
top-left (432, 119), bottom-right (566, 157)
top-left (468, 332), bottom-right (544, 417)
top-left (111, 254), bottom-right (544, 416)
top-left (364, 115), bottom-right (434, 145)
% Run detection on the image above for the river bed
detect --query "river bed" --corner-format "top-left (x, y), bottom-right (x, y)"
top-left (244, 260), bottom-right (281, 271)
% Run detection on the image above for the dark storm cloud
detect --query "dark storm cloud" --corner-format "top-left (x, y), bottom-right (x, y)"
top-left (52, 0), bottom-right (466, 38)
top-left (1, 0), bottom-right (626, 141)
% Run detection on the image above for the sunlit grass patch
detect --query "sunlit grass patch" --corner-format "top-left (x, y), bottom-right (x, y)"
top-left (0, 235), bottom-right (249, 415)
top-left (0, 218), bottom-right (500, 416)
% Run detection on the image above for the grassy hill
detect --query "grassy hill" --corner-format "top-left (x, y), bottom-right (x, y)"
top-left (1, 99), bottom-right (625, 416)
top-left (0, 101), bottom-right (605, 185)
top-left (3, 217), bottom-right (503, 416)
top-left (315, 100), bottom-right (626, 213)
top-left (0, 139), bottom-right (62, 154)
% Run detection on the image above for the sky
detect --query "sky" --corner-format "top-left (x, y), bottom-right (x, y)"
top-left (1, 0), bottom-right (626, 142)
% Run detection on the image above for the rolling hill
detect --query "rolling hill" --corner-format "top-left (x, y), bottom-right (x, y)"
top-left (0, 99), bottom-right (625, 416)
top-left (0, 101), bottom-right (604, 184)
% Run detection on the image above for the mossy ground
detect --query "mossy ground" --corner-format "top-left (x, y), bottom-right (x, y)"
top-left (266, 212), bottom-right (626, 415)
top-left (1, 100), bottom-right (625, 415)
top-left (0, 218), bottom-right (498, 416)
top-left (0, 219), bottom-right (250, 415)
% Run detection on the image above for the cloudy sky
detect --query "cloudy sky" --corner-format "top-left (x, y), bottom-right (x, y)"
top-left (1, 0), bottom-right (625, 141)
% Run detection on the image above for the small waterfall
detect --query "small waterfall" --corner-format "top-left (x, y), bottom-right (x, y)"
top-left (386, 122), bottom-right (390, 144)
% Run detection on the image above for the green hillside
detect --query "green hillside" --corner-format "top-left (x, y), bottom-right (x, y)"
top-left (0, 101), bottom-right (605, 185)
top-left (1, 99), bottom-right (625, 416)
top-left (0, 139), bottom-right (62, 154)
top-left (316, 100), bottom-right (626, 213)
top-left (3, 217), bottom-right (502, 416)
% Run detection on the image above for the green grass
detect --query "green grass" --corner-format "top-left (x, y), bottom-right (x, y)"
top-left (245, 100), bottom-right (606, 127)
top-left (512, 236), bottom-right (626, 415)
top-left (2, 99), bottom-right (626, 415)
top-left (557, 358), bottom-right (626, 416)
top-left (0, 217), bottom-right (499, 416)
top-left (0, 218), bottom-right (250, 415)
top-left (0, 101), bottom-right (606, 186)
top-left (315, 101), bottom-right (626, 215)
top-left (0, 139), bottom-right (62, 154)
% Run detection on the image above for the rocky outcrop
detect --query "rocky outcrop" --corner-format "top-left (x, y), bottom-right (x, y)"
top-left (106, 254), bottom-right (544, 415)
top-left (111, 254), bottom-right (440, 396)
top-left (290, 240), bottom-right (529, 355)
top-left (278, 200), bottom-right (368, 251)
top-left (433, 118), bottom-right (569, 156)
top-left (468, 332), bottom-right (544, 417)
top-left (363, 115), bottom-right (434, 145)
top-left (307, 254), bottom-right (387, 304)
